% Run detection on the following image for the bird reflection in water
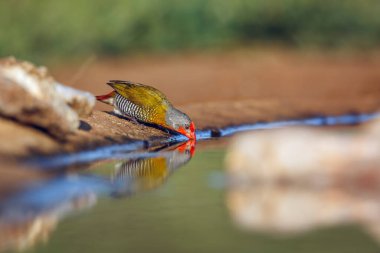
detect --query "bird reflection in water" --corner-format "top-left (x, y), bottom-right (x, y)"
top-left (0, 140), bottom-right (195, 252)
top-left (111, 140), bottom-right (195, 196)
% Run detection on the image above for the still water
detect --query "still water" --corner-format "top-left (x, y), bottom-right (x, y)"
top-left (1, 138), bottom-right (379, 253)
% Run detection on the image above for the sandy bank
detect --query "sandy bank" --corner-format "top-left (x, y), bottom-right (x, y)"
top-left (1, 50), bottom-right (380, 159)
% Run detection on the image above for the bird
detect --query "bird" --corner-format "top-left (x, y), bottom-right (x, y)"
top-left (96, 80), bottom-right (196, 139)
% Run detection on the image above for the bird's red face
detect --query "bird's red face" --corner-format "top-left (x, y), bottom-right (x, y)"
top-left (177, 121), bottom-right (196, 140)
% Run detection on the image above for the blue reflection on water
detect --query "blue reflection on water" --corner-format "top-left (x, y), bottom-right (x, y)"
top-left (0, 176), bottom-right (107, 223)
top-left (0, 141), bottom-right (194, 229)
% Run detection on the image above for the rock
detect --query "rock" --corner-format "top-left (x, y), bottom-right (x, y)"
top-left (54, 83), bottom-right (94, 117)
top-left (0, 57), bottom-right (95, 138)
top-left (226, 119), bottom-right (380, 185)
top-left (225, 118), bottom-right (380, 241)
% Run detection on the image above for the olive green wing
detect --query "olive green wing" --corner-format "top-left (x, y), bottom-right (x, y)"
top-left (107, 80), bottom-right (170, 110)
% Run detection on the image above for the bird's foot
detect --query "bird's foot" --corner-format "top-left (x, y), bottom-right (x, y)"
top-left (130, 117), bottom-right (139, 124)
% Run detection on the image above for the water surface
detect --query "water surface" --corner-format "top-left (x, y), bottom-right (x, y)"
top-left (2, 113), bottom-right (380, 253)
top-left (2, 147), bottom-right (380, 253)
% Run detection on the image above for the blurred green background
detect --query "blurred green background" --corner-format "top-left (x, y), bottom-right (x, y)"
top-left (1, 0), bottom-right (380, 63)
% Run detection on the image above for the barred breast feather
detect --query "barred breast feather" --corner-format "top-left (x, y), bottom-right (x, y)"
top-left (114, 93), bottom-right (149, 121)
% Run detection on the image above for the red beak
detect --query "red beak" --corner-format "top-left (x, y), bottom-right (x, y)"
top-left (189, 122), bottom-right (196, 140)
top-left (178, 122), bottom-right (196, 140)
top-left (187, 130), bottom-right (196, 140)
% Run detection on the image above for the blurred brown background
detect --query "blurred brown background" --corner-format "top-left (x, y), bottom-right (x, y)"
top-left (1, 0), bottom-right (380, 111)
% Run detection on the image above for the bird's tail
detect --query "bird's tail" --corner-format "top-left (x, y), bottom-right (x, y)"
top-left (95, 91), bottom-right (116, 105)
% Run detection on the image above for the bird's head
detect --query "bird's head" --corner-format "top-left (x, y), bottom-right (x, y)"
top-left (165, 108), bottom-right (196, 140)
